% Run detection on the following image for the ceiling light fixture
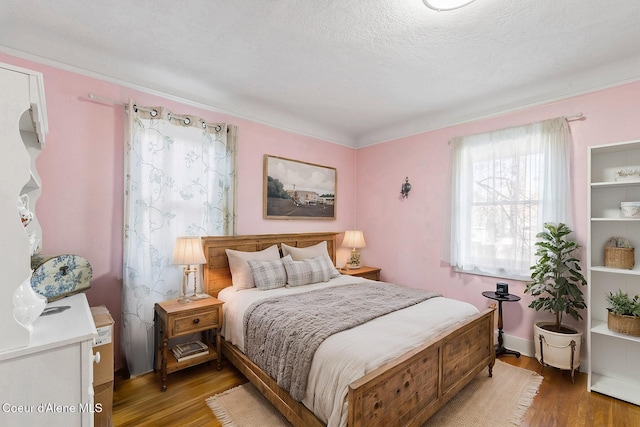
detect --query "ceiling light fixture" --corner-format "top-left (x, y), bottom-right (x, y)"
top-left (423, 0), bottom-right (477, 11)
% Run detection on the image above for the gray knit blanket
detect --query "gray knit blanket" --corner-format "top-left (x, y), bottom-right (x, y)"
top-left (243, 282), bottom-right (441, 401)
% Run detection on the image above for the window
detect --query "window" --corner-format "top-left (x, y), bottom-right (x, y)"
top-left (447, 117), bottom-right (572, 280)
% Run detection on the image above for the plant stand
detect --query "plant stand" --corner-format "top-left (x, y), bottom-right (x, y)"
top-left (534, 322), bottom-right (582, 384)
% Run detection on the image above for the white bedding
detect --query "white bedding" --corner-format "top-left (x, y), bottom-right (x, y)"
top-left (218, 275), bottom-right (479, 427)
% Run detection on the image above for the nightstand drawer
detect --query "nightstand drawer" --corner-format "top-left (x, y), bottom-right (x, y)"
top-left (341, 266), bottom-right (381, 281)
top-left (357, 271), bottom-right (380, 281)
top-left (172, 307), bottom-right (219, 335)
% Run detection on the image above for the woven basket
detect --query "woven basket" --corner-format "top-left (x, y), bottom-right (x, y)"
top-left (604, 247), bottom-right (635, 269)
top-left (608, 311), bottom-right (640, 336)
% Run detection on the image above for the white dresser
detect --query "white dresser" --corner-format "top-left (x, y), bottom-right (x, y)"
top-left (0, 293), bottom-right (98, 426)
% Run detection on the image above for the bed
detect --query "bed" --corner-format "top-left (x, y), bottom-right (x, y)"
top-left (202, 232), bottom-right (495, 427)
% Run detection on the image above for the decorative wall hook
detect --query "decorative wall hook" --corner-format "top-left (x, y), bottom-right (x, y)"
top-left (400, 177), bottom-right (412, 198)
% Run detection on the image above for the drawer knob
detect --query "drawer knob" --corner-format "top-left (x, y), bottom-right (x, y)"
top-left (193, 318), bottom-right (200, 324)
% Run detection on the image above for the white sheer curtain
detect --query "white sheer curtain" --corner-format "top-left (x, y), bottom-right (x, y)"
top-left (122, 103), bottom-right (237, 375)
top-left (446, 117), bottom-right (572, 279)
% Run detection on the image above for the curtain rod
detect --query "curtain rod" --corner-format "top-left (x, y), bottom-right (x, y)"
top-left (447, 113), bottom-right (586, 145)
top-left (87, 93), bottom-right (123, 106)
top-left (86, 93), bottom-right (224, 131)
top-left (565, 113), bottom-right (585, 122)
top-left (87, 93), bottom-right (157, 115)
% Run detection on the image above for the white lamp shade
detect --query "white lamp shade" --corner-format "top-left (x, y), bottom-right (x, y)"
top-left (342, 230), bottom-right (366, 249)
top-left (172, 237), bottom-right (206, 265)
top-left (423, 0), bottom-right (476, 11)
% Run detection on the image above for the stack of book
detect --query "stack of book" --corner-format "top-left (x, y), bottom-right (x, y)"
top-left (172, 340), bottom-right (209, 362)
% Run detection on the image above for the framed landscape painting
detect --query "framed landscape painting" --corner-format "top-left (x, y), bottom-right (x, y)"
top-left (263, 155), bottom-right (336, 220)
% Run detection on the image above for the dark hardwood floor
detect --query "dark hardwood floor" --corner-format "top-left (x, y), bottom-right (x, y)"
top-left (501, 356), bottom-right (640, 427)
top-left (112, 355), bottom-right (640, 426)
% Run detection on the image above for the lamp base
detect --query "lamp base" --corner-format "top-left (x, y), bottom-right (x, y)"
top-left (189, 293), bottom-right (210, 301)
top-left (179, 268), bottom-right (192, 303)
top-left (349, 248), bottom-right (361, 270)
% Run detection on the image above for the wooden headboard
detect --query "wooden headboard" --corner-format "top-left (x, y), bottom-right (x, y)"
top-left (202, 232), bottom-right (338, 297)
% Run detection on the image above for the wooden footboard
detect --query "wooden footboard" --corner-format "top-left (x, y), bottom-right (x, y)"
top-left (348, 307), bottom-right (495, 426)
top-left (221, 307), bottom-right (495, 427)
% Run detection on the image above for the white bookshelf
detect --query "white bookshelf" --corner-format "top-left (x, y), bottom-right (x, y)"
top-left (587, 140), bottom-right (640, 405)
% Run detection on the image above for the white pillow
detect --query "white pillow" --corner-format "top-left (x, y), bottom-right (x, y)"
top-left (281, 254), bottom-right (340, 287)
top-left (281, 241), bottom-right (329, 261)
top-left (225, 245), bottom-right (280, 290)
top-left (247, 259), bottom-right (287, 290)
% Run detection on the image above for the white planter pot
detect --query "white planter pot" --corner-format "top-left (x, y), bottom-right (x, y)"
top-left (533, 321), bottom-right (582, 374)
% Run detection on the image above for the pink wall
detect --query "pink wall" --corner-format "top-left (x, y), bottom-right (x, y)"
top-left (0, 53), bottom-right (356, 371)
top-left (4, 49), bottom-right (640, 367)
top-left (356, 80), bottom-right (640, 344)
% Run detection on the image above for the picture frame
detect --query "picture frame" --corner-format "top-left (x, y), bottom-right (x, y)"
top-left (263, 155), bottom-right (336, 220)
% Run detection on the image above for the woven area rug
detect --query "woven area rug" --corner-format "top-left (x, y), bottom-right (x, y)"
top-left (206, 360), bottom-right (542, 427)
top-left (207, 382), bottom-right (292, 427)
top-left (423, 360), bottom-right (543, 427)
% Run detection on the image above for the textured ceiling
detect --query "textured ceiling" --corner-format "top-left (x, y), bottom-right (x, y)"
top-left (2, 1), bottom-right (640, 147)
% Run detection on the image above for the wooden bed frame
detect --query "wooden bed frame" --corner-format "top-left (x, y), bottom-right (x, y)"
top-left (202, 232), bottom-right (495, 427)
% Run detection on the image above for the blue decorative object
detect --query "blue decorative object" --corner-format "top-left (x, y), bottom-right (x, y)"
top-left (30, 254), bottom-right (92, 302)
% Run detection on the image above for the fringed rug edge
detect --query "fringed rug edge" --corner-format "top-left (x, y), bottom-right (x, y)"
top-left (509, 369), bottom-right (544, 426)
top-left (206, 384), bottom-right (247, 427)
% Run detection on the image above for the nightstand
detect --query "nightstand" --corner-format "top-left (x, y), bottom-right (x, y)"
top-left (154, 297), bottom-right (223, 391)
top-left (341, 266), bottom-right (381, 281)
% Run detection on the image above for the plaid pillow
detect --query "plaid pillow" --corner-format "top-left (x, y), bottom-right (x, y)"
top-left (316, 254), bottom-right (341, 279)
top-left (282, 254), bottom-right (339, 287)
top-left (247, 258), bottom-right (287, 290)
top-left (225, 245), bottom-right (280, 289)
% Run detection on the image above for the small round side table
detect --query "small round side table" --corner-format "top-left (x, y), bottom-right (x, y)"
top-left (482, 291), bottom-right (521, 358)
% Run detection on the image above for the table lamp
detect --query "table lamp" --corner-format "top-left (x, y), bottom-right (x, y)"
top-left (342, 230), bottom-right (366, 269)
top-left (172, 236), bottom-right (207, 303)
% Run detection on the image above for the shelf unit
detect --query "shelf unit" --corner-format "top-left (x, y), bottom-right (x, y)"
top-left (587, 140), bottom-right (640, 406)
top-left (165, 341), bottom-right (218, 373)
top-left (0, 62), bottom-right (48, 352)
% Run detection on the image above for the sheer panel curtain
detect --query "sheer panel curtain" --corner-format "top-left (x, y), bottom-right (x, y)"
top-left (445, 117), bottom-right (572, 280)
top-left (122, 102), bottom-right (237, 375)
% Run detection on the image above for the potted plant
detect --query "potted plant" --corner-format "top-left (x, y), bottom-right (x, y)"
top-left (524, 222), bottom-right (587, 382)
top-left (606, 290), bottom-right (640, 336)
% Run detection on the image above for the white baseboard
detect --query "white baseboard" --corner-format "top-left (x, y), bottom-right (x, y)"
top-left (502, 333), bottom-right (535, 358)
